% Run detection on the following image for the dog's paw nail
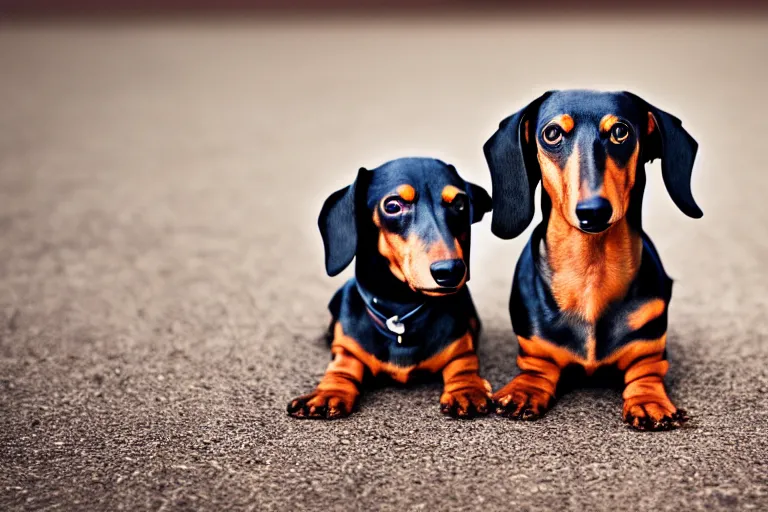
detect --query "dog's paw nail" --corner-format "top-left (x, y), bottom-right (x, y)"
top-left (287, 398), bottom-right (309, 416)
top-left (625, 405), bottom-right (687, 431)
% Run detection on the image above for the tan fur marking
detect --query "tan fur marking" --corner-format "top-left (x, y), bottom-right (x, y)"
top-left (647, 112), bottom-right (657, 135)
top-left (585, 335), bottom-right (596, 363)
top-left (492, 335), bottom-right (564, 415)
top-left (517, 333), bottom-right (666, 375)
top-left (616, 334), bottom-right (679, 422)
top-left (332, 323), bottom-right (476, 383)
top-left (377, 229), bottom-right (411, 283)
top-left (539, 145), bottom-right (582, 226)
top-left (627, 299), bottom-right (666, 331)
top-left (599, 114), bottom-right (620, 133)
top-left (374, 209), bottom-right (465, 292)
top-left (596, 141), bottom-right (639, 222)
top-left (288, 331), bottom-right (366, 417)
top-left (453, 237), bottom-right (464, 261)
top-left (546, 213), bottom-right (642, 322)
top-left (396, 184), bottom-right (416, 202)
top-left (554, 114), bottom-right (575, 133)
top-left (373, 209), bottom-right (407, 282)
top-left (426, 239), bottom-right (454, 262)
top-left (441, 185), bottom-right (464, 203)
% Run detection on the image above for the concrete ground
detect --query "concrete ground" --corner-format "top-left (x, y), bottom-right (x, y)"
top-left (1, 15), bottom-right (767, 511)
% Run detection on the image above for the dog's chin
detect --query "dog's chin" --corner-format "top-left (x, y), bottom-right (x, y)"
top-left (578, 224), bottom-right (611, 234)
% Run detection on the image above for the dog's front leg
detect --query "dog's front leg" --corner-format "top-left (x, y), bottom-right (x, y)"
top-left (493, 336), bottom-right (562, 420)
top-left (438, 333), bottom-right (492, 419)
top-left (287, 345), bottom-right (364, 420)
top-left (618, 335), bottom-right (687, 431)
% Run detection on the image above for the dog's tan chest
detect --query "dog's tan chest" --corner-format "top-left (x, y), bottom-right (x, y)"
top-left (545, 214), bottom-right (642, 324)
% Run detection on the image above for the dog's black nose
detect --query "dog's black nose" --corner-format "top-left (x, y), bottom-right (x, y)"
top-left (430, 259), bottom-right (466, 288)
top-left (575, 197), bottom-right (613, 233)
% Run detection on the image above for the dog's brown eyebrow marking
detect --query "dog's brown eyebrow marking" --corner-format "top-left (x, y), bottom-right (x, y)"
top-left (599, 114), bottom-right (620, 132)
top-left (441, 185), bottom-right (465, 203)
top-left (550, 114), bottom-right (575, 133)
top-left (396, 184), bottom-right (416, 202)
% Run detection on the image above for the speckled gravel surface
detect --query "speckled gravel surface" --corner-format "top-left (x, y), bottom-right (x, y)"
top-left (1, 16), bottom-right (767, 511)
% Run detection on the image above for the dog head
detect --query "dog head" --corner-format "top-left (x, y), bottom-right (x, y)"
top-left (319, 158), bottom-right (491, 296)
top-left (484, 90), bottom-right (702, 238)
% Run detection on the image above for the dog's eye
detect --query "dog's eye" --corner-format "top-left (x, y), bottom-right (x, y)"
top-left (449, 195), bottom-right (467, 213)
top-left (383, 198), bottom-right (405, 215)
top-left (611, 123), bottom-right (630, 144)
top-left (542, 124), bottom-right (563, 146)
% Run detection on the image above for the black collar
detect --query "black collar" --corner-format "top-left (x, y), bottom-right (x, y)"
top-left (354, 280), bottom-right (430, 344)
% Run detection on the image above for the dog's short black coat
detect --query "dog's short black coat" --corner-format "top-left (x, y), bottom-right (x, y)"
top-left (484, 90), bottom-right (702, 431)
top-left (288, 157), bottom-right (493, 420)
top-left (327, 278), bottom-right (480, 368)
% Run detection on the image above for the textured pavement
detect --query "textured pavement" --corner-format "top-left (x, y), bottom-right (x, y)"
top-left (1, 16), bottom-right (767, 511)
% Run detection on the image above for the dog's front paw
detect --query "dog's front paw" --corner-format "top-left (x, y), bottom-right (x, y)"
top-left (493, 380), bottom-right (553, 420)
top-left (623, 402), bottom-right (688, 431)
top-left (440, 386), bottom-right (492, 419)
top-left (287, 391), bottom-right (357, 420)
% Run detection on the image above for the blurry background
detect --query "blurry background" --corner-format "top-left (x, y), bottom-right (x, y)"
top-left (1, 0), bottom-right (766, 15)
top-left (1, 2), bottom-right (767, 511)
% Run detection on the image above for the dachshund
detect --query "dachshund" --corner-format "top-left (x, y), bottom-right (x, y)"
top-left (484, 90), bottom-right (702, 431)
top-left (288, 158), bottom-right (493, 419)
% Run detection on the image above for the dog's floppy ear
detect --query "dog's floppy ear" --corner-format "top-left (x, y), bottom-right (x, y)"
top-left (626, 93), bottom-right (703, 219)
top-left (483, 91), bottom-right (553, 239)
top-left (318, 167), bottom-right (370, 276)
top-left (466, 181), bottom-right (492, 224)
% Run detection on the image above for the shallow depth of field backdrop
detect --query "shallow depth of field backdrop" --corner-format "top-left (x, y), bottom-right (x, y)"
top-left (0, 2), bottom-right (767, 511)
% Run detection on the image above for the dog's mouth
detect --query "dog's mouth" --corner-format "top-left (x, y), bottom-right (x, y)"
top-left (401, 265), bottom-right (465, 297)
top-left (417, 286), bottom-right (460, 297)
top-left (577, 221), bottom-right (612, 234)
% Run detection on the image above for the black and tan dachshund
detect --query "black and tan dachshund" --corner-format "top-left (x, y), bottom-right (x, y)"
top-left (484, 90), bottom-right (702, 431)
top-left (288, 158), bottom-right (493, 419)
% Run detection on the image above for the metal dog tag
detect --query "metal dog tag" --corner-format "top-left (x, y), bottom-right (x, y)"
top-left (386, 315), bottom-right (405, 335)
top-left (386, 315), bottom-right (406, 343)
